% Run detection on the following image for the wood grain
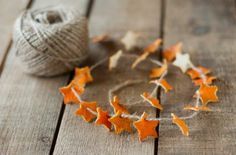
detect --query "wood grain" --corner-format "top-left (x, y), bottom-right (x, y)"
top-left (53, 0), bottom-right (161, 154)
top-left (0, 0), bottom-right (31, 74)
top-left (158, 0), bottom-right (236, 154)
top-left (0, 0), bottom-right (88, 154)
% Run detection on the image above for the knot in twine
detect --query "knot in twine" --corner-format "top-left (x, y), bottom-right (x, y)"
top-left (13, 6), bottom-right (88, 77)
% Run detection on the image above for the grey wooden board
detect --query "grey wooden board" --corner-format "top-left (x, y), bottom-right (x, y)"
top-left (0, 0), bottom-right (30, 72)
top-left (53, 0), bottom-right (161, 154)
top-left (158, 0), bottom-right (236, 154)
top-left (0, 0), bottom-right (88, 154)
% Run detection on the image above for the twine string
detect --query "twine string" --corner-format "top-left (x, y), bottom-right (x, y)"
top-left (13, 5), bottom-right (88, 76)
top-left (70, 53), bottom-right (208, 121)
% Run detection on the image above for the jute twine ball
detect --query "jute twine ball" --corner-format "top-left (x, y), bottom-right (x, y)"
top-left (13, 6), bottom-right (88, 77)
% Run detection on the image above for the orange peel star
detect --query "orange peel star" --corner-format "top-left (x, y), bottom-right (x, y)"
top-left (74, 66), bottom-right (93, 85)
top-left (95, 107), bottom-right (112, 131)
top-left (162, 42), bottom-right (182, 62)
top-left (198, 84), bottom-right (219, 105)
top-left (75, 101), bottom-right (97, 122)
top-left (131, 52), bottom-right (149, 69)
top-left (132, 38), bottom-right (162, 68)
top-left (160, 79), bottom-right (173, 93)
top-left (171, 113), bottom-right (189, 136)
top-left (141, 92), bottom-right (163, 110)
top-left (149, 60), bottom-right (167, 79)
top-left (110, 96), bottom-right (129, 114)
top-left (150, 79), bottom-right (173, 93)
top-left (59, 83), bottom-right (84, 104)
top-left (193, 76), bottom-right (216, 86)
top-left (187, 66), bottom-right (211, 80)
top-left (133, 112), bottom-right (159, 141)
top-left (143, 38), bottom-right (162, 53)
top-left (108, 111), bottom-right (132, 134)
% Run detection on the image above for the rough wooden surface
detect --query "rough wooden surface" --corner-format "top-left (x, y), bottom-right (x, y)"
top-left (0, 0), bottom-right (236, 154)
top-left (0, 0), bottom-right (88, 154)
top-left (158, 0), bottom-right (236, 154)
top-left (53, 0), bottom-right (161, 154)
top-left (0, 0), bottom-right (30, 73)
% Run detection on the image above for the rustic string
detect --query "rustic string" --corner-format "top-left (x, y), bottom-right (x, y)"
top-left (13, 5), bottom-right (88, 77)
top-left (71, 53), bottom-right (207, 121)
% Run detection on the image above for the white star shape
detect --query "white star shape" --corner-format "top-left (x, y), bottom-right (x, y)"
top-left (173, 53), bottom-right (192, 73)
top-left (109, 50), bottom-right (123, 70)
top-left (121, 31), bottom-right (140, 51)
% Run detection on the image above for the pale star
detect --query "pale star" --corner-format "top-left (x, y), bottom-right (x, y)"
top-left (109, 50), bottom-right (123, 70)
top-left (173, 53), bottom-right (192, 73)
top-left (121, 31), bottom-right (140, 51)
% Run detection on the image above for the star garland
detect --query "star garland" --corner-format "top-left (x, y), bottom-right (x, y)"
top-left (59, 31), bottom-right (219, 142)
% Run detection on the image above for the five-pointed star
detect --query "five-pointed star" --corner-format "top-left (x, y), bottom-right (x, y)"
top-left (143, 38), bottom-right (162, 53)
top-left (149, 60), bottom-right (167, 79)
top-left (133, 112), bottom-right (159, 141)
top-left (108, 111), bottom-right (132, 134)
top-left (95, 107), bottom-right (112, 131)
top-left (173, 53), bottom-right (192, 73)
top-left (110, 96), bottom-right (129, 114)
top-left (150, 79), bottom-right (173, 93)
top-left (59, 83), bottom-right (84, 104)
top-left (131, 38), bottom-right (162, 69)
top-left (74, 66), bottom-right (93, 85)
top-left (75, 101), bottom-right (97, 122)
top-left (187, 66), bottom-right (211, 80)
top-left (193, 76), bottom-right (216, 86)
top-left (198, 84), bottom-right (219, 105)
top-left (162, 42), bottom-right (182, 62)
top-left (121, 31), bottom-right (140, 51)
top-left (141, 92), bottom-right (163, 110)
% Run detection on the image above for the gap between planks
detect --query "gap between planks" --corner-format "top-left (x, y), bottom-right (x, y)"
top-left (154, 0), bottom-right (166, 154)
top-left (49, 0), bottom-right (95, 154)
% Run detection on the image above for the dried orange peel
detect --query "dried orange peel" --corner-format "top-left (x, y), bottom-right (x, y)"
top-left (131, 39), bottom-right (162, 68)
top-left (109, 111), bottom-right (133, 134)
top-left (141, 92), bottom-right (163, 110)
top-left (110, 96), bottom-right (129, 114)
top-left (162, 42), bottom-right (182, 62)
top-left (133, 112), bottom-right (159, 141)
top-left (59, 35), bottom-right (219, 142)
top-left (95, 107), bottom-right (112, 131)
top-left (149, 59), bottom-right (167, 79)
top-left (171, 113), bottom-right (189, 136)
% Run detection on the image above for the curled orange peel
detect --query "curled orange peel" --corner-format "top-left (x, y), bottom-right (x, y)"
top-left (171, 113), bottom-right (189, 136)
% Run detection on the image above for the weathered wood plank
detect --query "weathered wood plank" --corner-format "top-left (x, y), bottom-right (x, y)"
top-left (0, 0), bottom-right (88, 154)
top-left (54, 0), bottom-right (161, 154)
top-left (158, 0), bottom-right (236, 154)
top-left (0, 0), bottom-right (31, 73)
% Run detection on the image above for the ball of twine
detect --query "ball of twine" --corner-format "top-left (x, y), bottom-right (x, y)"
top-left (13, 6), bottom-right (88, 77)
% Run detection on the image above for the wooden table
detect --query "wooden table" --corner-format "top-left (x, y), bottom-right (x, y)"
top-left (0, 0), bottom-right (236, 154)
